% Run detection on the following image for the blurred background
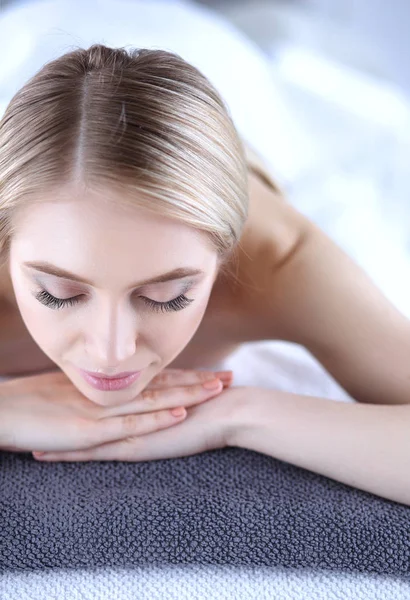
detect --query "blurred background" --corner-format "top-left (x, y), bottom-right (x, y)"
top-left (200, 0), bottom-right (410, 93)
top-left (1, 0), bottom-right (410, 315)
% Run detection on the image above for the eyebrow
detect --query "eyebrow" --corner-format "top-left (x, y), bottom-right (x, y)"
top-left (23, 261), bottom-right (204, 290)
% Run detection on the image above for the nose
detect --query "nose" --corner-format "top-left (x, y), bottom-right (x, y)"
top-left (85, 299), bottom-right (137, 369)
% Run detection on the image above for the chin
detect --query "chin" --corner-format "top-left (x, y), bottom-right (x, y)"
top-left (80, 382), bottom-right (144, 406)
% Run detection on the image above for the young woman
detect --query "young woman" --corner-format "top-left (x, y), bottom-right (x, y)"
top-left (1, 44), bottom-right (410, 505)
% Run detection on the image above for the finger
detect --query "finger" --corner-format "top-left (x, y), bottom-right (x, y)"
top-left (102, 378), bottom-right (223, 418)
top-left (219, 371), bottom-right (234, 388)
top-left (145, 369), bottom-right (233, 390)
top-left (33, 439), bottom-right (126, 462)
top-left (33, 415), bottom-right (188, 462)
top-left (75, 405), bottom-right (187, 448)
top-left (145, 369), bottom-right (232, 388)
top-left (33, 431), bottom-right (165, 462)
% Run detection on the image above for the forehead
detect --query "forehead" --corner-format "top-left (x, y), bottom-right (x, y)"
top-left (11, 188), bottom-right (216, 264)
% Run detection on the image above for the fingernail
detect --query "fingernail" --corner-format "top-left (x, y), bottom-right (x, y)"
top-left (33, 452), bottom-right (46, 459)
top-left (215, 371), bottom-right (233, 380)
top-left (203, 378), bottom-right (222, 390)
top-left (171, 407), bottom-right (186, 418)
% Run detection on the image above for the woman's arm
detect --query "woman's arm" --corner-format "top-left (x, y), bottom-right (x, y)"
top-left (228, 388), bottom-right (410, 505)
top-left (263, 210), bottom-right (410, 406)
top-left (225, 191), bottom-right (410, 505)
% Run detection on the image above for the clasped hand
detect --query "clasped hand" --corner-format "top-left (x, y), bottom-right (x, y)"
top-left (34, 368), bottom-right (246, 462)
top-left (0, 368), bottom-right (245, 462)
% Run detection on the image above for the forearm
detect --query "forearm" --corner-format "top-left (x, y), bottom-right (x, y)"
top-left (229, 390), bottom-right (410, 505)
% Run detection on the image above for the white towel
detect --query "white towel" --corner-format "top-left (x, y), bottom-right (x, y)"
top-left (1, 565), bottom-right (410, 600)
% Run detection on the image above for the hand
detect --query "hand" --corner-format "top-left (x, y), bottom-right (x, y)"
top-left (32, 383), bottom-right (251, 462)
top-left (0, 368), bottom-right (233, 454)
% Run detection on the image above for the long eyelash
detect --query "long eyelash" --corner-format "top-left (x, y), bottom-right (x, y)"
top-left (35, 290), bottom-right (81, 310)
top-left (34, 290), bottom-right (194, 313)
top-left (142, 294), bottom-right (194, 313)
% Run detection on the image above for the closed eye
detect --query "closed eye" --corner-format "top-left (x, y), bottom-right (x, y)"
top-left (34, 289), bottom-right (194, 312)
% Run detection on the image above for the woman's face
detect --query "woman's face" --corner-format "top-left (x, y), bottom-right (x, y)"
top-left (8, 185), bottom-right (220, 405)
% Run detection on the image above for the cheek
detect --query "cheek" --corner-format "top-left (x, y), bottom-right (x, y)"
top-left (146, 297), bottom-right (209, 357)
top-left (11, 280), bottom-right (66, 358)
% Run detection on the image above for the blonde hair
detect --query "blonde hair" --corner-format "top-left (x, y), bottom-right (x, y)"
top-left (0, 44), bottom-right (249, 272)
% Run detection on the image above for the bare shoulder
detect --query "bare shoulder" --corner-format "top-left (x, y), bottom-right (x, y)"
top-left (239, 139), bottom-right (309, 275)
top-left (246, 167), bottom-right (306, 263)
top-left (228, 159), bottom-right (308, 317)
top-left (241, 163), bottom-right (410, 404)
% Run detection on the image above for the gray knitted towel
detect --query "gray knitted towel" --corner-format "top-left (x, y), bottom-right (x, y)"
top-left (0, 447), bottom-right (409, 574)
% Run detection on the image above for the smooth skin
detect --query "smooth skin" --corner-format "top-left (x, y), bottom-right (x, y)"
top-left (1, 160), bottom-right (410, 470)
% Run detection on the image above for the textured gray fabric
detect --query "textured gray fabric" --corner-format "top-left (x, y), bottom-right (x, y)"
top-left (0, 447), bottom-right (409, 575)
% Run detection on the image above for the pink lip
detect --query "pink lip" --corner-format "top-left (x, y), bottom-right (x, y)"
top-left (86, 370), bottom-right (138, 380)
top-left (78, 369), bottom-right (142, 391)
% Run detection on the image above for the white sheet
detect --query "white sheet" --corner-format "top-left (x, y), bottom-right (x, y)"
top-left (1, 0), bottom-right (410, 598)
